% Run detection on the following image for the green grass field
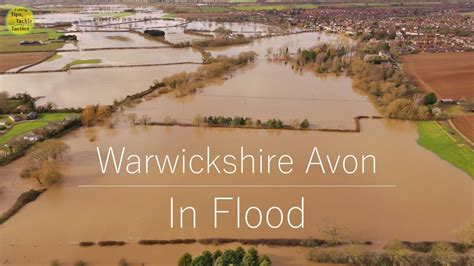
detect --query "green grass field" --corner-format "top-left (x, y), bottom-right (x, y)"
top-left (0, 113), bottom-right (74, 145)
top-left (0, 28), bottom-right (64, 52)
top-left (417, 121), bottom-right (474, 178)
top-left (200, 6), bottom-right (231, 13)
top-left (232, 5), bottom-right (288, 11)
top-left (162, 13), bottom-right (176, 18)
top-left (62, 59), bottom-right (101, 70)
top-left (0, 4), bottom-right (17, 10)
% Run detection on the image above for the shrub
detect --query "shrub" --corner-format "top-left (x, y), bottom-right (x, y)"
top-left (430, 243), bottom-right (456, 265)
top-left (178, 253), bottom-right (193, 266)
top-left (300, 119), bottom-right (310, 129)
top-left (74, 261), bottom-right (86, 266)
top-left (144, 29), bottom-right (165, 37)
top-left (118, 259), bottom-right (129, 266)
top-left (424, 92), bottom-right (437, 105)
top-left (243, 247), bottom-right (259, 266)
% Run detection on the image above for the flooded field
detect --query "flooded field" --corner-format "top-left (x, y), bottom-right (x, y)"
top-left (130, 61), bottom-right (377, 127)
top-left (0, 64), bottom-right (200, 107)
top-left (185, 21), bottom-right (284, 36)
top-left (58, 32), bottom-right (168, 50)
top-left (0, 118), bottom-right (472, 264)
top-left (209, 32), bottom-right (339, 57)
top-left (21, 47), bottom-right (202, 72)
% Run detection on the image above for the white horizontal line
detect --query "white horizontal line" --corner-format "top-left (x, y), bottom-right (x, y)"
top-left (78, 184), bottom-right (397, 188)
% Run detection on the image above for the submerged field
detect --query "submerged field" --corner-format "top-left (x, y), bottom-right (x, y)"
top-left (402, 52), bottom-right (474, 99)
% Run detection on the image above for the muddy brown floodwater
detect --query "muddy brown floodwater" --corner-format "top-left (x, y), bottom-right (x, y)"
top-left (0, 30), bottom-right (472, 265)
top-left (129, 61), bottom-right (377, 128)
top-left (0, 119), bottom-right (472, 264)
top-left (0, 64), bottom-right (200, 108)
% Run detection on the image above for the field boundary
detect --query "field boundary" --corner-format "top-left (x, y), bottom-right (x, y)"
top-left (448, 118), bottom-right (474, 147)
top-left (137, 116), bottom-right (381, 133)
top-left (1, 62), bottom-right (203, 75)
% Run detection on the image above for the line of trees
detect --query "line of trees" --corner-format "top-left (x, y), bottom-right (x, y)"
top-left (348, 58), bottom-right (432, 120)
top-left (81, 105), bottom-right (113, 127)
top-left (195, 115), bottom-right (310, 129)
top-left (292, 42), bottom-right (438, 120)
top-left (178, 247), bottom-right (271, 266)
top-left (0, 91), bottom-right (80, 115)
top-left (295, 43), bottom-right (350, 74)
top-left (308, 241), bottom-right (472, 266)
top-left (162, 51), bottom-right (257, 97)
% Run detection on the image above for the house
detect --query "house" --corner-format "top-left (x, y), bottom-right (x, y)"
top-left (26, 112), bottom-right (38, 120)
top-left (23, 133), bottom-right (43, 142)
top-left (8, 114), bottom-right (23, 123)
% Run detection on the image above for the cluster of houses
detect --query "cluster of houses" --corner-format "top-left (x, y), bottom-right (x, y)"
top-left (236, 3), bottom-right (473, 54)
top-left (0, 112), bottom-right (42, 142)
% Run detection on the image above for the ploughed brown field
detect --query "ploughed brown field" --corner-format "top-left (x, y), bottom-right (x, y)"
top-left (452, 115), bottom-right (474, 142)
top-left (0, 52), bottom-right (54, 72)
top-left (401, 52), bottom-right (474, 99)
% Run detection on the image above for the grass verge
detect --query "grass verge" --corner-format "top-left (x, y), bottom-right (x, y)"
top-left (62, 59), bottom-right (101, 70)
top-left (46, 53), bottom-right (62, 62)
top-left (417, 121), bottom-right (474, 178)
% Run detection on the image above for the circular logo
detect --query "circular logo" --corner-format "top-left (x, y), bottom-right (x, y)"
top-left (6, 6), bottom-right (35, 35)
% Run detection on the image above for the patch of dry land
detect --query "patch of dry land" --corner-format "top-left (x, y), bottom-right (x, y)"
top-left (402, 52), bottom-right (474, 99)
top-left (452, 115), bottom-right (474, 142)
top-left (0, 52), bottom-right (54, 72)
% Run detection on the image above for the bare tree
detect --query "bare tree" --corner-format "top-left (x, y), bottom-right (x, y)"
top-left (139, 115), bottom-right (151, 125)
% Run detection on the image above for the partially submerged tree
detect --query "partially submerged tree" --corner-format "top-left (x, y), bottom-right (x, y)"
top-left (423, 92), bottom-right (437, 105)
top-left (320, 225), bottom-right (345, 246)
top-left (21, 139), bottom-right (70, 185)
top-left (82, 105), bottom-right (97, 127)
top-left (430, 243), bottom-right (456, 266)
